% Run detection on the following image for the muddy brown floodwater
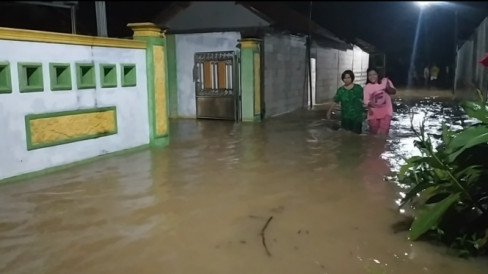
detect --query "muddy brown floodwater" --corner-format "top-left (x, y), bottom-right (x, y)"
top-left (1, 90), bottom-right (487, 274)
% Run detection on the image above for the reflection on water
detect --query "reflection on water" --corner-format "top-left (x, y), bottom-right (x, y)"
top-left (385, 96), bottom-right (467, 173)
top-left (0, 91), bottom-right (487, 274)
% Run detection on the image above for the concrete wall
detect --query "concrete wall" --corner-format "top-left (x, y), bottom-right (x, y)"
top-left (315, 45), bottom-right (369, 103)
top-left (262, 34), bottom-right (369, 116)
top-left (263, 33), bottom-right (307, 117)
top-left (0, 39), bottom-right (149, 180)
top-left (455, 16), bottom-right (488, 99)
top-left (315, 47), bottom-right (339, 103)
top-left (357, 47), bottom-right (370, 85)
top-left (174, 32), bottom-right (241, 118)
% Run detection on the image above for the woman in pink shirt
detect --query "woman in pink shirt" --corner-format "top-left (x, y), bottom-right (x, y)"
top-left (363, 68), bottom-right (397, 135)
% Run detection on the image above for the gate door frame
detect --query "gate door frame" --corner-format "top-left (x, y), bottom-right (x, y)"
top-left (193, 50), bottom-right (240, 121)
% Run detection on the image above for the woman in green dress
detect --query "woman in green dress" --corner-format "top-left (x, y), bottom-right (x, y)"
top-left (326, 70), bottom-right (364, 134)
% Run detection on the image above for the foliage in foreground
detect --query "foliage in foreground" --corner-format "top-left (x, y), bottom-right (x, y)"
top-left (398, 90), bottom-right (488, 257)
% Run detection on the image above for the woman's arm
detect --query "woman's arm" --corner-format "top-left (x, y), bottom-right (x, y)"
top-left (363, 84), bottom-right (371, 108)
top-left (326, 102), bottom-right (337, 120)
top-left (327, 88), bottom-right (342, 119)
top-left (385, 78), bottom-right (397, 95)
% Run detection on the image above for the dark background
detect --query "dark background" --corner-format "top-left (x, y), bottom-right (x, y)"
top-left (1, 1), bottom-right (487, 86)
top-left (286, 1), bottom-right (488, 86)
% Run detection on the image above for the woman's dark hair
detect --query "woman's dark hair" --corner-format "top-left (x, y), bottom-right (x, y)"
top-left (366, 67), bottom-right (383, 84)
top-left (341, 70), bottom-right (355, 81)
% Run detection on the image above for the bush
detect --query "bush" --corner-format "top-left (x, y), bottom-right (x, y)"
top-left (398, 90), bottom-right (488, 257)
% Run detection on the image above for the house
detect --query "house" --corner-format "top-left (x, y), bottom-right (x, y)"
top-left (455, 16), bottom-right (488, 99)
top-left (355, 38), bottom-right (386, 79)
top-left (154, 1), bottom-right (370, 121)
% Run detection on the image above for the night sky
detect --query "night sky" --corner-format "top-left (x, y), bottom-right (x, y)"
top-left (1, 1), bottom-right (487, 85)
top-left (288, 1), bottom-right (488, 84)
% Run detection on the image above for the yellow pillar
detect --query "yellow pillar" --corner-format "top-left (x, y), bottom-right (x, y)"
top-left (127, 22), bottom-right (169, 147)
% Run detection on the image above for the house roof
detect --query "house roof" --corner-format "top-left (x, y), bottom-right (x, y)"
top-left (153, 1), bottom-right (192, 25)
top-left (354, 38), bottom-right (378, 54)
top-left (153, 1), bottom-right (346, 45)
top-left (237, 1), bottom-right (343, 43)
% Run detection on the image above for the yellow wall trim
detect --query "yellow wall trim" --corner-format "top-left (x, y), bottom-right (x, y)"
top-left (127, 22), bottom-right (167, 38)
top-left (254, 52), bottom-right (261, 115)
top-left (239, 38), bottom-right (262, 49)
top-left (0, 27), bottom-right (146, 49)
top-left (153, 45), bottom-right (168, 136)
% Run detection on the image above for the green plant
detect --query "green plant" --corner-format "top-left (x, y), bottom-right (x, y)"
top-left (398, 90), bottom-right (488, 257)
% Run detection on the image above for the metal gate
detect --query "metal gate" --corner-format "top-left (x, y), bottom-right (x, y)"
top-left (193, 51), bottom-right (240, 121)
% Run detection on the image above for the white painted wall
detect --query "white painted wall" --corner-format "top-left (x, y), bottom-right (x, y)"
top-left (315, 47), bottom-right (339, 103)
top-left (337, 48), bottom-right (354, 89)
top-left (0, 40), bottom-right (149, 180)
top-left (315, 45), bottom-right (369, 103)
top-left (352, 45), bottom-right (368, 85)
top-left (174, 32), bottom-right (241, 118)
top-left (336, 45), bottom-right (369, 88)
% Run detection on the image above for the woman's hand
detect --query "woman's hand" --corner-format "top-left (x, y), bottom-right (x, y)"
top-left (326, 102), bottom-right (336, 120)
top-left (385, 79), bottom-right (397, 95)
top-left (386, 86), bottom-right (396, 95)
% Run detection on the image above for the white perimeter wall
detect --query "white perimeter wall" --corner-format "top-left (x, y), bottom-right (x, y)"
top-left (0, 39), bottom-right (149, 180)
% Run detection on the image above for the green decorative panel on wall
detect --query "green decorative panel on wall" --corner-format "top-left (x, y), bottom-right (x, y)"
top-left (49, 63), bottom-right (72, 91)
top-left (0, 61), bottom-right (12, 93)
top-left (100, 64), bottom-right (117, 88)
top-left (76, 63), bottom-right (96, 89)
top-left (18, 62), bottom-right (44, 93)
top-left (121, 64), bottom-right (136, 87)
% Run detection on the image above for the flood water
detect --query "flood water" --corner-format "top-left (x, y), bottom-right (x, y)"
top-left (1, 90), bottom-right (487, 274)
